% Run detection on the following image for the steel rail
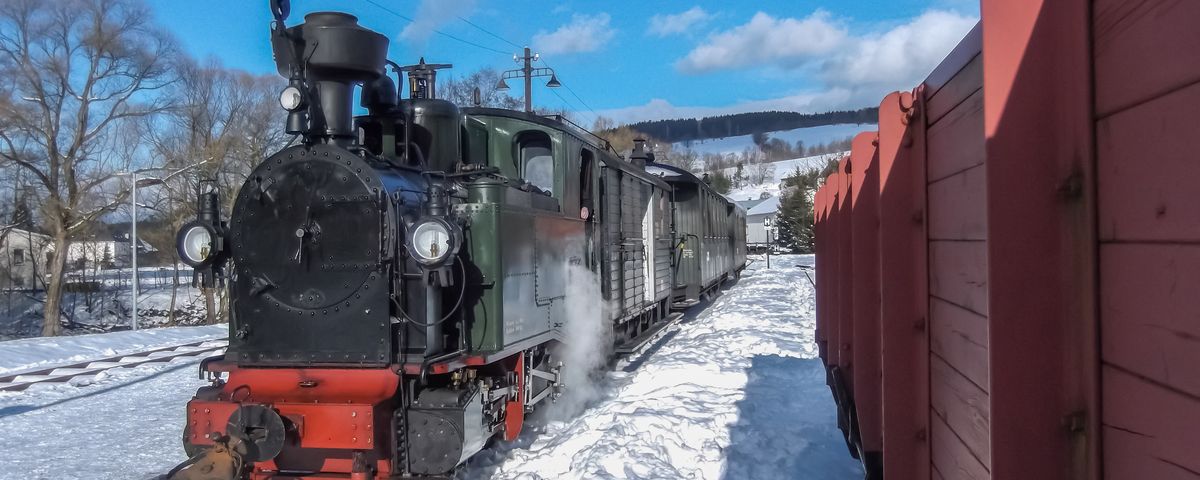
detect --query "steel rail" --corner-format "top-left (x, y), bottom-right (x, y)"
top-left (0, 339), bottom-right (228, 392)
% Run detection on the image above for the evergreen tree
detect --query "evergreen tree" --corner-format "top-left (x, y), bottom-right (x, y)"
top-left (775, 187), bottom-right (814, 253)
top-left (775, 165), bottom-right (834, 253)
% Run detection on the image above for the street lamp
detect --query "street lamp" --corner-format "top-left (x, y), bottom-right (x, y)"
top-left (495, 47), bottom-right (561, 113)
top-left (119, 160), bottom-right (209, 330)
top-left (121, 170), bottom-right (162, 331)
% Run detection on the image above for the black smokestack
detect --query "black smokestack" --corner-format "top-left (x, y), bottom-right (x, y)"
top-left (271, 12), bottom-right (388, 144)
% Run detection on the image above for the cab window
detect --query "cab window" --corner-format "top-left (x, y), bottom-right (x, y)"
top-left (518, 132), bottom-right (554, 195)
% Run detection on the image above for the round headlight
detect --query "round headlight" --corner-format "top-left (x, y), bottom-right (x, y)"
top-left (407, 218), bottom-right (459, 266)
top-left (177, 223), bottom-right (215, 267)
top-left (279, 86), bottom-right (304, 111)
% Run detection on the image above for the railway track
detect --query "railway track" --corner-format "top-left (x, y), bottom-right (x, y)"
top-left (0, 339), bottom-right (227, 392)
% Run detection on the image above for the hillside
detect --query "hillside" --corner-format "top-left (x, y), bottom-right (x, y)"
top-left (723, 153), bottom-right (845, 203)
top-left (626, 108), bottom-right (877, 144)
top-left (677, 123), bottom-right (870, 157)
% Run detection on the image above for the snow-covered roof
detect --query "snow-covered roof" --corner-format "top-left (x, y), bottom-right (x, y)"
top-left (746, 195), bottom-right (781, 216)
top-left (736, 198), bottom-right (767, 211)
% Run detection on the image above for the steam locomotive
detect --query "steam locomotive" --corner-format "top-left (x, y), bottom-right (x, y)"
top-left (168, 4), bottom-right (745, 479)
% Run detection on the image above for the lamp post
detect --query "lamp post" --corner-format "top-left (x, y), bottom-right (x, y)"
top-left (126, 172), bottom-right (163, 330)
top-left (120, 160), bottom-right (208, 330)
top-left (496, 47), bottom-right (561, 113)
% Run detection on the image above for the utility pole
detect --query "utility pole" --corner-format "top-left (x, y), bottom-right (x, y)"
top-left (130, 172), bottom-right (139, 331)
top-left (497, 47), bottom-right (561, 113)
top-left (522, 47), bottom-right (532, 113)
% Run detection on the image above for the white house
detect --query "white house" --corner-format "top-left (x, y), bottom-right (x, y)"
top-left (66, 228), bottom-right (156, 270)
top-left (0, 228), bottom-right (52, 290)
top-left (736, 196), bottom-right (782, 252)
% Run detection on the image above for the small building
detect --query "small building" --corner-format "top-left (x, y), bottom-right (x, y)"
top-left (735, 196), bottom-right (782, 253)
top-left (66, 226), bottom-right (157, 271)
top-left (0, 228), bottom-right (52, 290)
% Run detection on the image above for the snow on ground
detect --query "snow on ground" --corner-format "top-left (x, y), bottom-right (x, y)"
top-left (0, 255), bottom-right (857, 480)
top-left (0, 354), bottom-right (213, 479)
top-left (673, 123), bottom-right (871, 157)
top-left (725, 153), bottom-right (845, 203)
top-left (0, 324), bottom-right (226, 375)
top-left (463, 255), bottom-right (861, 480)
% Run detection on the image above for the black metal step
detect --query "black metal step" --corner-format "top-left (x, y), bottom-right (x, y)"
top-left (614, 312), bottom-right (683, 355)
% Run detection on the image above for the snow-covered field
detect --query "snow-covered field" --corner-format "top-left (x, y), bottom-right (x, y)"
top-left (0, 255), bottom-right (859, 480)
top-left (725, 153), bottom-right (845, 203)
top-left (674, 123), bottom-right (871, 157)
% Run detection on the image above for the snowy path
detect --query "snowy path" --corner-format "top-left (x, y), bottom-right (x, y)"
top-left (464, 255), bottom-right (861, 480)
top-left (0, 355), bottom-right (209, 479)
top-left (0, 255), bottom-right (858, 480)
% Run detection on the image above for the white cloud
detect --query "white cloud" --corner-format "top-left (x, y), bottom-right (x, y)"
top-left (820, 10), bottom-right (978, 90)
top-left (678, 10), bottom-right (976, 85)
top-left (648, 7), bottom-right (712, 37)
top-left (400, 0), bottom-right (478, 46)
top-left (610, 10), bottom-right (977, 124)
top-left (676, 11), bottom-right (848, 74)
top-left (532, 13), bottom-right (616, 55)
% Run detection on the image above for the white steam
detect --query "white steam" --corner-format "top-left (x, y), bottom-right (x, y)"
top-left (545, 265), bottom-right (613, 420)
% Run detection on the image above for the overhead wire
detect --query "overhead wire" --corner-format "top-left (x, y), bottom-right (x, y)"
top-left (456, 15), bottom-right (523, 50)
top-left (360, 0), bottom-right (604, 127)
top-left (450, 13), bottom-right (605, 127)
top-left (361, 0), bottom-right (511, 55)
top-left (537, 58), bottom-right (603, 125)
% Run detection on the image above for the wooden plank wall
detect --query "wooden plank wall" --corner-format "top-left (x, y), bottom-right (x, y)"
top-left (1093, 0), bottom-right (1200, 477)
top-left (921, 25), bottom-right (991, 480)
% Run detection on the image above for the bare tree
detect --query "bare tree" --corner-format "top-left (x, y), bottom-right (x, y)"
top-left (662, 148), bottom-right (701, 173)
top-left (749, 156), bottom-right (776, 186)
top-left (440, 67), bottom-right (521, 110)
top-left (140, 58), bottom-right (287, 325)
top-left (592, 116), bottom-right (616, 132)
top-left (0, 0), bottom-right (177, 335)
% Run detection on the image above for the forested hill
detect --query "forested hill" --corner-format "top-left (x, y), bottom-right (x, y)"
top-left (624, 108), bottom-right (877, 143)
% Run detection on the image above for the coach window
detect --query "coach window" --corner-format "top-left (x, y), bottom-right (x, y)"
top-left (518, 132), bottom-right (554, 196)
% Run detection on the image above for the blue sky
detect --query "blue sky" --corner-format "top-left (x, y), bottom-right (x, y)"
top-left (150, 1), bottom-right (978, 125)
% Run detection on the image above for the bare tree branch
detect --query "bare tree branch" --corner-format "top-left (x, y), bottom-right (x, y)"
top-left (0, 0), bottom-right (178, 336)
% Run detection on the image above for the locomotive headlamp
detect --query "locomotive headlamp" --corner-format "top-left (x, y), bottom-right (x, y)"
top-left (177, 221), bottom-right (218, 267)
top-left (407, 217), bottom-right (461, 267)
top-left (279, 85), bottom-right (305, 111)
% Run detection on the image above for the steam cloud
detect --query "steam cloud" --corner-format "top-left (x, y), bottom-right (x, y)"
top-left (544, 264), bottom-right (613, 420)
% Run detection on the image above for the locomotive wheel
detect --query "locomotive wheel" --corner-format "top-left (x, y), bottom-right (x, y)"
top-left (503, 353), bottom-right (525, 441)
